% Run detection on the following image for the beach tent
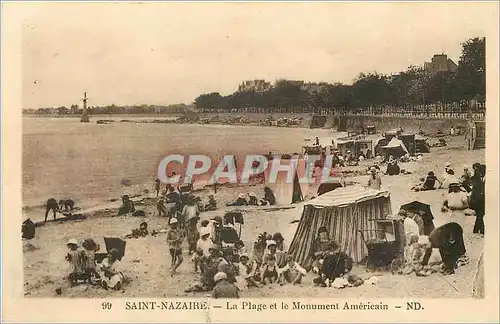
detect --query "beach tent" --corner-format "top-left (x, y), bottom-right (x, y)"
top-left (397, 134), bottom-right (416, 156)
top-left (272, 161), bottom-right (309, 205)
top-left (373, 136), bottom-right (388, 156)
top-left (287, 185), bottom-right (392, 268)
top-left (381, 137), bottom-right (409, 159)
top-left (415, 134), bottom-right (430, 153)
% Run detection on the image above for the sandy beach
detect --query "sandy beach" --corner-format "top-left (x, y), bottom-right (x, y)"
top-left (23, 131), bottom-right (485, 298)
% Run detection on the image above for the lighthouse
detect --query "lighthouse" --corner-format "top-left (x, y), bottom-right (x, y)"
top-left (80, 92), bottom-right (90, 122)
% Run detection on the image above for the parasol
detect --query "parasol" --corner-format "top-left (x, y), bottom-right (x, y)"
top-left (400, 201), bottom-right (434, 222)
top-left (103, 237), bottom-right (127, 261)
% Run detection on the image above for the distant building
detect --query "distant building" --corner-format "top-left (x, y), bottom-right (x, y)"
top-left (424, 54), bottom-right (458, 74)
top-left (237, 80), bottom-right (272, 93)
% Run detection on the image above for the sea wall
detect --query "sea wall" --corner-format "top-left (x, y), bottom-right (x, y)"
top-left (199, 112), bottom-right (314, 126)
top-left (198, 112), bottom-right (469, 133)
top-left (335, 115), bottom-right (469, 133)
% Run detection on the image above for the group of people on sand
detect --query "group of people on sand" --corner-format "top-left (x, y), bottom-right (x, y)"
top-left (409, 161), bottom-right (486, 234)
top-left (64, 238), bottom-right (125, 291)
top-left (43, 198), bottom-right (76, 222)
top-left (364, 156), bottom-right (485, 276)
top-left (177, 219), bottom-right (362, 298)
top-left (397, 207), bottom-right (470, 276)
top-left (225, 188), bottom-right (276, 207)
top-left (365, 155), bottom-right (412, 190)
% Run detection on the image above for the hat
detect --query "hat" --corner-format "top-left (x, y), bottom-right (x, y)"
top-left (249, 192), bottom-right (256, 197)
top-left (238, 193), bottom-right (246, 199)
top-left (428, 171), bottom-right (435, 176)
top-left (67, 238), bottom-right (78, 246)
top-left (370, 166), bottom-right (377, 172)
top-left (169, 218), bottom-right (178, 225)
top-left (397, 209), bottom-right (408, 217)
top-left (214, 272), bottom-right (227, 283)
top-left (240, 253), bottom-right (250, 261)
top-left (318, 226), bottom-right (328, 234)
top-left (445, 162), bottom-right (451, 167)
top-left (211, 216), bottom-right (223, 224)
top-left (347, 150), bottom-right (351, 153)
top-left (109, 248), bottom-right (120, 258)
top-left (208, 194), bottom-right (214, 198)
top-left (266, 240), bottom-right (277, 248)
top-left (272, 232), bottom-right (284, 242)
top-left (449, 182), bottom-right (460, 188)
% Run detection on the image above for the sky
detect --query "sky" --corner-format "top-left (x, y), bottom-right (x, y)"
top-left (20, 2), bottom-right (495, 109)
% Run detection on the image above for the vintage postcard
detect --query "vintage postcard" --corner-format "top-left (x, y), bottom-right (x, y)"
top-left (2, 1), bottom-right (499, 323)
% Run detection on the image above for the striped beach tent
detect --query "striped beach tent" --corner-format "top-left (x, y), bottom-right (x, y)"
top-left (287, 185), bottom-right (392, 268)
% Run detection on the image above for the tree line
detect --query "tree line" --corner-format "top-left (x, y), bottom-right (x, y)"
top-left (23, 103), bottom-right (189, 116)
top-left (194, 37), bottom-right (485, 113)
top-left (24, 37), bottom-right (484, 116)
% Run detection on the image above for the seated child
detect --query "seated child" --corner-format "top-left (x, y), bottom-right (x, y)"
top-left (234, 240), bottom-right (248, 258)
top-left (260, 254), bottom-right (279, 285)
top-left (279, 255), bottom-right (307, 285)
top-left (235, 253), bottom-right (261, 290)
top-left (124, 222), bottom-right (149, 239)
top-left (204, 195), bottom-right (217, 211)
top-left (212, 272), bottom-right (239, 299)
top-left (98, 248), bottom-right (125, 290)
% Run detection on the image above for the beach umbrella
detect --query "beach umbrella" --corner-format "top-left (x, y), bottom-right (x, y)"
top-left (103, 237), bottom-right (127, 261)
top-left (400, 201), bottom-right (434, 221)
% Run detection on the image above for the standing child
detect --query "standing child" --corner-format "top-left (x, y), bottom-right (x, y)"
top-left (192, 228), bottom-right (212, 273)
top-left (166, 218), bottom-right (184, 276)
top-left (65, 238), bottom-right (85, 286)
top-left (82, 238), bottom-right (99, 284)
top-left (157, 199), bottom-right (167, 217)
top-left (155, 179), bottom-right (161, 197)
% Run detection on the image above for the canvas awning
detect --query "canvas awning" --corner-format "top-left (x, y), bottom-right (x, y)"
top-left (305, 185), bottom-right (390, 208)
